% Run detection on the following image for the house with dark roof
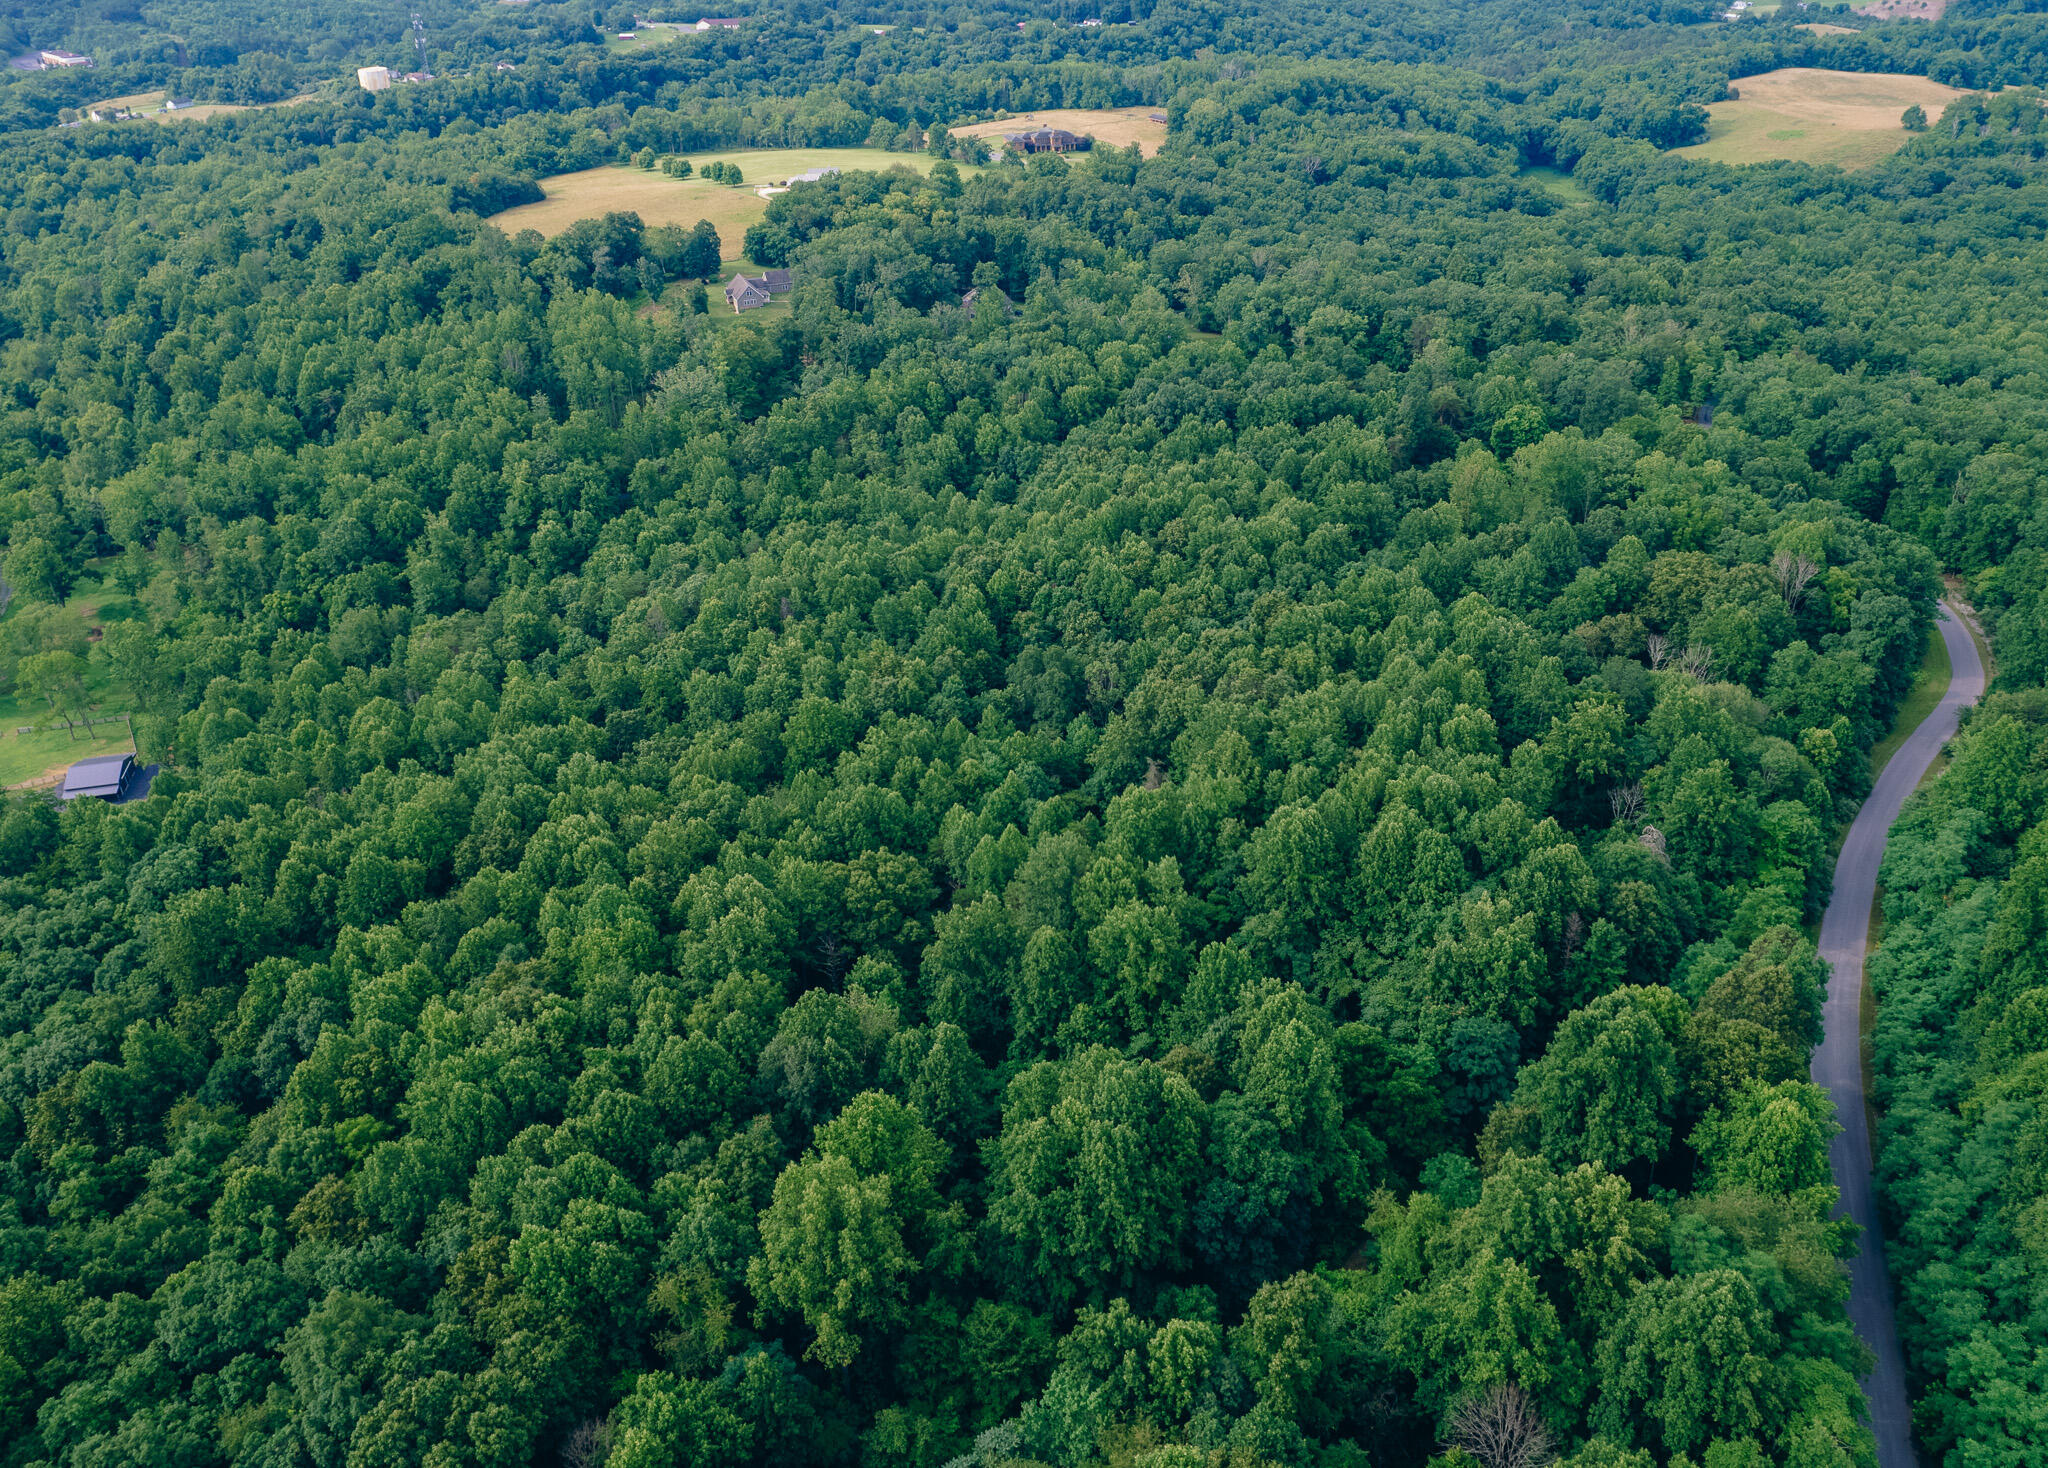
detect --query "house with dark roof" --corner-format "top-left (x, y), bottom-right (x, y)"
top-left (1003, 128), bottom-right (1091, 153)
top-left (61, 754), bottom-right (133, 801)
top-left (724, 269), bottom-right (793, 312)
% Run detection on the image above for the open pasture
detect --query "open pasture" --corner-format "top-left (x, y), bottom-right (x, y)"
top-left (1669, 68), bottom-right (1968, 169)
top-left (489, 149), bottom-right (968, 249)
top-left (948, 107), bottom-right (1168, 156)
top-left (604, 23), bottom-right (689, 53)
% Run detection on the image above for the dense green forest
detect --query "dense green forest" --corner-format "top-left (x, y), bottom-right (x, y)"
top-left (4, 1), bottom-right (2048, 1465)
top-left (1867, 699), bottom-right (2048, 1466)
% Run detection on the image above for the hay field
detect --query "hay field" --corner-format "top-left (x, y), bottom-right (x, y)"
top-left (489, 150), bottom-right (970, 248)
top-left (949, 107), bottom-right (1167, 157)
top-left (1796, 21), bottom-right (1859, 32)
top-left (1669, 68), bottom-right (1967, 170)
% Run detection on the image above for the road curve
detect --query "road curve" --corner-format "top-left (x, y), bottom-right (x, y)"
top-left (1812, 598), bottom-right (1986, 1468)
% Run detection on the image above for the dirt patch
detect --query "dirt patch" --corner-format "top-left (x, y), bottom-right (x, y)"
top-left (1672, 68), bottom-right (1970, 169)
top-left (949, 107), bottom-right (1168, 157)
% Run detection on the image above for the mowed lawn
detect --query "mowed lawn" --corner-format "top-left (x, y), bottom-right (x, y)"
top-left (949, 107), bottom-right (1168, 157)
top-left (603, 23), bottom-right (690, 53)
top-left (1670, 68), bottom-right (1969, 170)
top-left (489, 149), bottom-right (974, 250)
top-left (0, 574), bottom-right (142, 789)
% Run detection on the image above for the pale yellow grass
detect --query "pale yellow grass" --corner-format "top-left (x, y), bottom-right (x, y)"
top-left (87, 89), bottom-right (167, 111)
top-left (490, 149), bottom-right (972, 250)
top-left (1797, 21), bottom-right (1859, 33)
top-left (1671, 68), bottom-right (1968, 170)
top-left (950, 107), bottom-right (1167, 157)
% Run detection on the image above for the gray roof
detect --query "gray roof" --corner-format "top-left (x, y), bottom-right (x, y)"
top-left (61, 754), bottom-right (132, 800)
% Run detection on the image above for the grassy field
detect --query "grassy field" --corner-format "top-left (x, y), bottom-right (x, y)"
top-left (949, 107), bottom-right (1168, 157)
top-left (1517, 165), bottom-right (1596, 205)
top-left (1670, 68), bottom-right (1967, 170)
top-left (0, 724), bottom-right (136, 790)
top-left (1869, 619), bottom-right (1952, 780)
top-left (490, 150), bottom-right (974, 247)
top-left (604, 23), bottom-right (689, 53)
top-left (1796, 21), bottom-right (1860, 32)
top-left (1854, 0), bottom-right (1947, 18)
top-left (0, 574), bottom-right (142, 788)
top-left (85, 87), bottom-right (321, 124)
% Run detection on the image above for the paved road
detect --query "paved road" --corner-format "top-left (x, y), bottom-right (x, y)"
top-left (1812, 598), bottom-right (1985, 1468)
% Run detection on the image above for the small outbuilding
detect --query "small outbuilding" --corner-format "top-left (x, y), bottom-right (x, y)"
top-left (61, 754), bottom-right (134, 802)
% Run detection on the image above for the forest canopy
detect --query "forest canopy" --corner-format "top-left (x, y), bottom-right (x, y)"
top-left (0, 2), bottom-right (2045, 1467)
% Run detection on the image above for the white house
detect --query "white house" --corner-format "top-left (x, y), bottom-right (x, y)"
top-left (39, 49), bottom-right (93, 68)
top-left (358, 65), bottom-right (392, 91)
top-left (695, 17), bottom-right (743, 28)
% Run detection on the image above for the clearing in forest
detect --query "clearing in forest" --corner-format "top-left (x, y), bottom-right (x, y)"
top-left (488, 149), bottom-right (972, 249)
top-left (1797, 22), bottom-right (1861, 34)
top-left (604, 23), bottom-right (689, 53)
top-left (1853, 0), bottom-right (1945, 19)
top-left (1669, 68), bottom-right (1968, 169)
top-left (948, 107), bottom-right (1168, 156)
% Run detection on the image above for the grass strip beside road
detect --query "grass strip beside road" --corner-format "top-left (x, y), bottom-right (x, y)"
top-left (1869, 620), bottom-right (1951, 780)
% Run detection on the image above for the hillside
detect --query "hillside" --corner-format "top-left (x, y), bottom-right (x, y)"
top-left (3, 6), bottom-right (2048, 1468)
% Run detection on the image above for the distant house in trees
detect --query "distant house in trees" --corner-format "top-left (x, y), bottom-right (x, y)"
top-left (695, 16), bottom-right (743, 28)
top-left (961, 286), bottom-right (1015, 316)
top-left (725, 269), bottom-right (792, 312)
top-left (358, 65), bottom-right (392, 90)
top-left (787, 166), bottom-right (840, 184)
top-left (38, 49), bottom-right (93, 68)
top-left (1003, 128), bottom-right (1091, 153)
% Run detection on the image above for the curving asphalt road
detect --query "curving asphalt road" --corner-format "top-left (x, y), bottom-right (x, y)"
top-left (1812, 598), bottom-right (1986, 1468)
